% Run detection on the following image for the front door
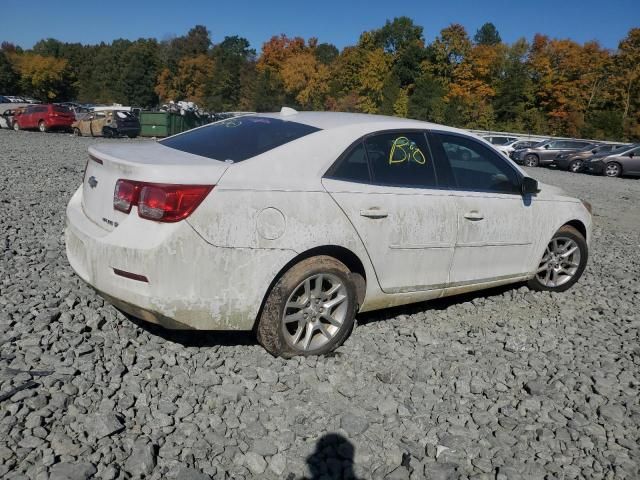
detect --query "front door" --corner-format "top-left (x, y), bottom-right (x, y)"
top-left (429, 131), bottom-right (538, 287)
top-left (323, 131), bottom-right (457, 293)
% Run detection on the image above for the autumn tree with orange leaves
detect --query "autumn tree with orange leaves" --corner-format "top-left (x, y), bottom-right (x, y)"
top-left (2, 20), bottom-right (639, 141)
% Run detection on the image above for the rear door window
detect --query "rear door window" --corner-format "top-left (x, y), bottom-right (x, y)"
top-left (160, 116), bottom-right (321, 162)
top-left (364, 132), bottom-right (437, 188)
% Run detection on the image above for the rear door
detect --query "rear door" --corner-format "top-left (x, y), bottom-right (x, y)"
top-left (323, 131), bottom-right (457, 293)
top-left (429, 131), bottom-right (538, 287)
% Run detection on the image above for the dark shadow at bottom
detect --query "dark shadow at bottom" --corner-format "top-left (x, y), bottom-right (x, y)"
top-left (122, 311), bottom-right (258, 348)
top-left (296, 433), bottom-right (359, 480)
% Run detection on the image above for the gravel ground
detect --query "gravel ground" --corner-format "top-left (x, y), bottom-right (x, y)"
top-left (0, 129), bottom-right (638, 480)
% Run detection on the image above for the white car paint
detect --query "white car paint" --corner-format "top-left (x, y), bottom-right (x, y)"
top-left (65, 111), bottom-right (592, 330)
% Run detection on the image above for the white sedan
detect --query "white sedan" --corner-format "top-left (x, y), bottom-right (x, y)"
top-left (66, 109), bottom-right (592, 357)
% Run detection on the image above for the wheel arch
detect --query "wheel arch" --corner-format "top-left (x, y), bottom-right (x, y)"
top-left (252, 245), bottom-right (367, 330)
top-left (563, 219), bottom-right (587, 242)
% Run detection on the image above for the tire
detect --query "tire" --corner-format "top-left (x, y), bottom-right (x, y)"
top-left (38, 121), bottom-right (47, 133)
top-left (257, 256), bottom-right (358, 358)
top-left (524, 154), bottom-right (539, 167)
top-left (127, 133), bottom-right (138, 138)
top-left (13, 122), bottom-right (20, 131)
top-left (604, 162), bottom-right (622, 177)
top-left (73, 128), bottom-right (81, 137)
top-left (102, 127), bottom-right (114, 138)
top-left (528, 225), bottom-right (588, 293)
top-left (568, 160), bottom-right (583, 173)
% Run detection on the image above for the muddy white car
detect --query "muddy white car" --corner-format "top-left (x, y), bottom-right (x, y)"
top-left (65, 110), bottom-right (592, 357)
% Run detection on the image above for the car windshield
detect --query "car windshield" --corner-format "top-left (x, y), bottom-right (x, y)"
top-left (115, 111), bottom-right (134, 119)
top-left (160, 116), bottom-right (321, 162)
top-left (532, 140), bottom-right (549, 148)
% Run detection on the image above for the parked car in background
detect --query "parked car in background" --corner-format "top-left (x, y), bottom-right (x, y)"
top-left (582, 144), bottom-right (640, 177)
top-left (495, 139), bottom-right (537, 157)
top-left (72, 110), bottom-right (141, 138)
top-left (0, 95), bottom-right (10, 104)
top-left (553, 144), bottom-right (627, 172)
top-left (66, 110), bottom-right (591, 357)
top-left (13, 104), bottom-right (75, 132)
top-left (0, 108), bottom-right (20, 129)
top-left (512, 139), bottom-right (594, 167)
top-left (483, 135), bottom-right (520, 145)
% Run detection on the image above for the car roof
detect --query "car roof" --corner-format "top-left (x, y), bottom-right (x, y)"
top-left (255, 110), bottom-right (469, 136)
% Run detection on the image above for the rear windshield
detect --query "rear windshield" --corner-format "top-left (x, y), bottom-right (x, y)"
top-left (160, 116), bottom-right (321, 162)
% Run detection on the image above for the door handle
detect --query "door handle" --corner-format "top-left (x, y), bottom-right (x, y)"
top-left (360, 208), bottom-right (388, 219)
top-left (463, 211), bottom-right (484, 221)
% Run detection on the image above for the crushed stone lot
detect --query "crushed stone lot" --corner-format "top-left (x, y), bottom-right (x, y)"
top-left (0, 129), bottom-right (639, 480)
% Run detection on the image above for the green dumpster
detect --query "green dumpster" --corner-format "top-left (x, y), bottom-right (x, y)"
top-left (140, 111), bottom-right (209, 137)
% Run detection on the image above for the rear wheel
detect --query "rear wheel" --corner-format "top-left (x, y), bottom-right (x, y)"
top-left (528, 225), bottom-right (587, 292)
top-left (257, 256), bottom-right (358, 358)
top-left (102, 127), bottom-right (114, 138)
top-left (568, 159), bottom-right (583, 173)
top-left (127, 133), bottom-right (138, 138)
top-left (38, 121), bottom-right (47, 133)
top-left (524, 154), bottom-right (539, 167)
top-left (604, 162), bottom-right (622, 177)
top-left (73, 128), bottom-right (81, 137)
top-left (13, 122), bottom-right (20, 131)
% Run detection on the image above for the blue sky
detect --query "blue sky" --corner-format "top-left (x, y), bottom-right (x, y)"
top-left (3, 0), bottom-right (638, 51)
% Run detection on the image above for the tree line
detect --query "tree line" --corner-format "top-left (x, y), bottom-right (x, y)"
top-left (1, 19), bottom-right (639, 141)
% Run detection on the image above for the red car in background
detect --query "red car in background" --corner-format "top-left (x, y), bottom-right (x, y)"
top-left (13, 104), bottom-right (75, 132)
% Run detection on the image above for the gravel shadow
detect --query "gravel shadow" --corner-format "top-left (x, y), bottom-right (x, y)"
top-left (123, 312), bottom-right (258, 347)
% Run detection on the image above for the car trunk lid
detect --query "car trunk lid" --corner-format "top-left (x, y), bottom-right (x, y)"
top-left (82, 141), bottom-right (229, 232)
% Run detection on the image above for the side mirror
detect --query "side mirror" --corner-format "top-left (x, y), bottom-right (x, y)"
top-left (544, 144), bottom-right (549, 149)
top-left (521, 177), bottom-right (539, 195)
top-left (629, 152), bottom-right (635, 158)
top-left (592, 150), bottom-right (597, 154)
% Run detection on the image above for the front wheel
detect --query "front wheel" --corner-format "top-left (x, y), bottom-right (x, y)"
top-left (257, 256), bottom-right (358, 357)
top-left (38, 121), bottom-right (47, 133)
top-left (524, 154), bottom-right (539, 167)
top-left (13, 122), bottom-right (20, 131)
top-left (604, 162), bottom-right (622, 177)
top-left (73, 128), bottom-right (81, 136)
top-left (568, 160), bottom-right (583, 173)
top-left (528, 225), bottom-right (587, 292)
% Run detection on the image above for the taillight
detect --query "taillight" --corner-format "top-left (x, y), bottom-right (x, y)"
top-left (114, 179), bottom-right (138, 213)
top-left (113, 180), bottom-right (213, 222)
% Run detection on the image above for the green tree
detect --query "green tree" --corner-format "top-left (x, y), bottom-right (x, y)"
top-left (0, 50), bottom-right (20, 93)
top-left (315, 43), bottom-right (339, 65)
top-left (474, 23), bottom-right (502, 46)
top-left (116, 39), bottom-right (160, 107)
top-left (205, 36), bottom-right (255, 110)
top-left (408, 74), bottom-right (446, 122)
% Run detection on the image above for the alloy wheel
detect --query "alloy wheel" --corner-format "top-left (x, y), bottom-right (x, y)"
top-left (569, 160), bottom-right (583, 172)
top-left (536, 237), bottom-right (581, 288)
top-left (605, 163), bottom-right (621, 177)
top-left (281, 273), bottom-right (349, 352)
top-left (525, 155), bottom-right (538, 167)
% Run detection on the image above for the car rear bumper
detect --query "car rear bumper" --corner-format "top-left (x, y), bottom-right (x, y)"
top-left (65, 186), bottom-right (295, 330)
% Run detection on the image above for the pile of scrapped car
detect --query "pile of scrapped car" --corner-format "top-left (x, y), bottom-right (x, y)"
top-left (0, 102), bottom-right (142, 138)
top-left (484, 135), bottom-right (639, 178)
